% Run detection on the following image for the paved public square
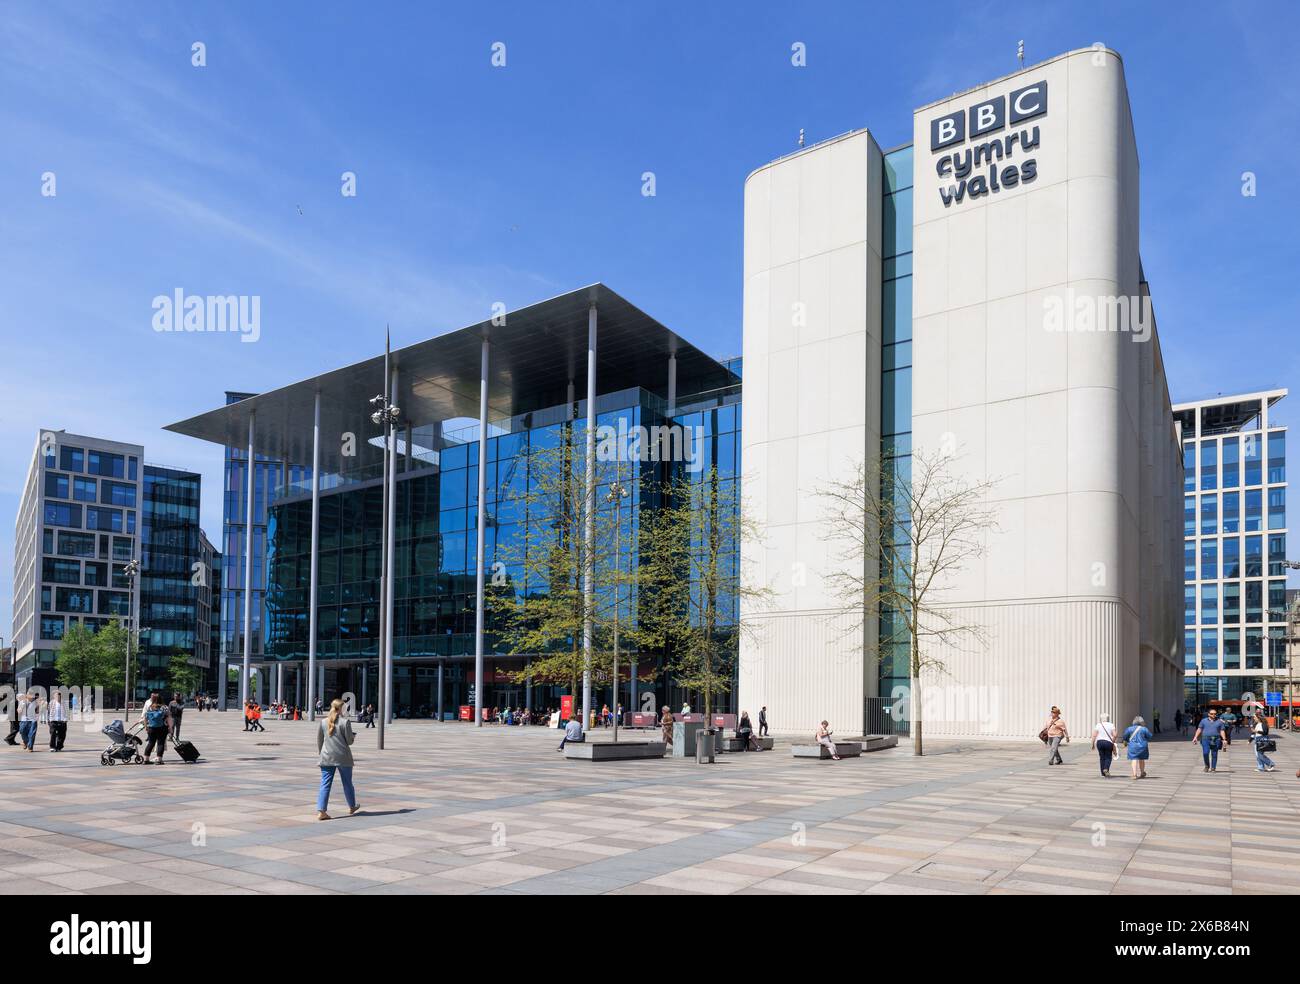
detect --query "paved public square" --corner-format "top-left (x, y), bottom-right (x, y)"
top-left (2, 713), bottom-right (1299, 895)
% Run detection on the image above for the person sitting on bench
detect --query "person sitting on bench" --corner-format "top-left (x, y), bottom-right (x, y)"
top-left (557, 714), bottom-right (584, 752)
top-left (815, 720), bottom-right (841, 760)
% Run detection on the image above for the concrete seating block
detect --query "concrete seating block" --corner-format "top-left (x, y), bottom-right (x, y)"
top-left (564, 741), bottom-right (666, 761)
top-left (791, 742), bottom-right (863, 759)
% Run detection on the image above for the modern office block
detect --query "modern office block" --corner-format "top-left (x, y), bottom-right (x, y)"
top-left (739, 48), bottom-right (1184, 738)
top-left (168, 286), bottom-right (741, 717)
top-left (9, 430), bottom-right (215, 698)
top-left (1174, 390), bottom-right (1288, 705)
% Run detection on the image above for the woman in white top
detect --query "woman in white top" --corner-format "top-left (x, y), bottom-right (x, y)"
top-left (1252, 712), bottom-right (1276, 772)
top-left (1091, 713), bottom-right (1118, 778)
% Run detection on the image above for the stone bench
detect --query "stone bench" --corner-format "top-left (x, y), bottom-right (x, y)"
top-left (564, 741), bottom-right (666, 761)
top-left (792, 742), bottom-right (862, 759)
top-left (791, 734), bottom-right (899, 758)
top-left (723, 735), bottom-right (774, 751)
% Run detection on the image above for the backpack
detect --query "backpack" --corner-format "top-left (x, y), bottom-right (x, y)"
top-left (146, 707), bottom-right (167, 729)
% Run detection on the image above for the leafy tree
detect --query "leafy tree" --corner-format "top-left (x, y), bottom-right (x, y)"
top-left (486, 423), bottom-right (638, 719)
top-left (638, 466), bottom-right (769, 723)
top-left (168, 649), bottom-right (202, 697)
top-left (96, 618), bottom-right (133, 701)
top-left (54, 621), bottom-right (116, 693)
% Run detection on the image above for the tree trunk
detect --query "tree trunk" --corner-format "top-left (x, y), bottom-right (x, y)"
top-left (910, 668), bottom-right (923, 756)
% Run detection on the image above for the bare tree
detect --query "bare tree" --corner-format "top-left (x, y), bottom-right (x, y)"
top-left (820, 447), bottom-right (998, 756)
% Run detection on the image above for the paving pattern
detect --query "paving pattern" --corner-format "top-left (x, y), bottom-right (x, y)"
top-left (2, 713), bottom-right (1298, 894)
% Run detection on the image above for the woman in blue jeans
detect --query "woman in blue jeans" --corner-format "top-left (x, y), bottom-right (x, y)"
top-left (316, 699), bottom-right (360, 820)
top-left (1251, 712), bottom-right (1276, 772)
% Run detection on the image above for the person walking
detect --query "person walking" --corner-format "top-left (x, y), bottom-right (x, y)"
top-left (18, 690), bottom-right (41, 751)
top-left (1044, 706), bottom-right (1070, 765)
top-left (364, 703), bottom-right (376, 729)
top-left (759, 706), bottom-right (769, 738)
top-left (1091, 713), bottom-right (1118, 777)
top-left (140, 692), bottom-right (171, 764)
top-left (815, 720), bottom-right (840, 760)
top-left (1122, 716), bottom-right (1153, 780)
top-left (1152, 709), bottom-right (1161, 734)
top-left (660, 705), bottom-right (674, 747)
top-left (1193, 707), bottom-right (1230, 773)
top-left (316, 698), bottom-right (359, 821)
top-left (557, 713), bottom-right (584, 752)
top-left (1175, 708), bottom-right (1184, 734)
top-left (168, 694), bottom-right (184, 740)
top-left (4, 689), bottom-right (19, 746)
top-left (1251, 711), bottom-right (1276, 772)
top-left (47, 691), bottom-right (68, 752)
top-left (250, 702), bottom-right (265, 732)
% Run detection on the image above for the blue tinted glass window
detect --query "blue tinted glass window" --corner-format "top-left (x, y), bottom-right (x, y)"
top-left (1184, 629), bottom-right (1197, 670)
top-left (43, 502), bottom-right (81, 528)
top-left (1245, 436), bottom-right (1262, 485)
top-left (44, 472), bottom-right (69, 498)
top-left (1223, 582), bottom-right (1240, 624)
top-left (73, 477), bottom-right (96, 502)
top-left (1221, 491), bottom-right (1239, 533)
top-left (1183, 443), bottom-right (1195, 492)
top-left (1200, 584), bottom-right (1218, 625)
top-left (883, 146), bottom-right (914, 193)
top-left (1201, 629), bottom-right (1218, 670)
top-left (60, 447), bottom-right (83, 472)
top-left (1184, 542), bottom-right (1195, 580)
top-left (1268, 486), bottom-right (1285, 530)
top-left (1268, 431), bottom-right (1285, 483)
top-left (1184, 585), bottom-right (1195, 626)
top-left (1223, 628), bottom-right (1240, 669)
top-left (1183, 496), bottom-right (1195, 536)
top-left (882, 277), bottom-right (913, 345)
top-left (1223, 536), bottom-right (1240, 578)
top-left (1222, 437), bottom-right (1239, 487)
top-left (1200, 495), bottom-right (1217, 535)
top-left (883, 188), bottom-right (913, 256)
top-left (1245, 536), bottom-right (1263, 577)
top-left (1200, 441), bottom-right (1217, 490)
top-left (1200, 539), bottom-right (1217, 580)
top-left (1245, 489), bottom-right (1262, 532)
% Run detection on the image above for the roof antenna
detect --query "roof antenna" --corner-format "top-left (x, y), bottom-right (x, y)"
top-left (1017, 39), bottom-right (1024, 66)
top-left (797, 128), bottom-right (805, 148)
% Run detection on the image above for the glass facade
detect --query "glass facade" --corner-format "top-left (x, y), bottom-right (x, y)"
top-left (878, 144), bottom-right (914, 702)
top-left (137, 465), bottom-right (203, 699)
top-left (260, 383), bottom-right (742, 717)
top-left (1177, 395), bottom-right (1289, 706)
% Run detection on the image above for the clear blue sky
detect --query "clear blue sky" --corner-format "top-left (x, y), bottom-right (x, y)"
top-left (2, 0), bottom-right (1297, 633)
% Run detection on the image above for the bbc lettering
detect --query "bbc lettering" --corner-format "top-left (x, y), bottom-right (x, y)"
top-left (930, 81), bottom-right (1048, 151)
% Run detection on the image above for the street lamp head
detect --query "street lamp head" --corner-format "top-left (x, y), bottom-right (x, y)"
top-left (606, 482), bottom-right (629, 503)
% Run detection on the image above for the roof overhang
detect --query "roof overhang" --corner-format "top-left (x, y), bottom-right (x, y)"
top-left (163, 284), bottom-right (736, 475)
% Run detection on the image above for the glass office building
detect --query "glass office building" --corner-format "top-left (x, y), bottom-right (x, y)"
top-left (1174, 390), bottom-right (1289, 706)
top-left (168, 286), bottom-right (741, 717)
top-left (9, 431), bottom-right (216, 699)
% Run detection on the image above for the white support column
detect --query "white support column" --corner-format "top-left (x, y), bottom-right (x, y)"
top-left (582, 303), bottom-right (597, 727)
top-left (474, 336), bottom-right (490, 727)
top-left (308, 390), bottom-right (321, 721)
top-left (241, 413), bottom-right (255, 709)
top-left (384, 367), bottom-right (398, 723)
top-left (437, 661), bottom-right (444, 721)
top-left (295, 664), bottom-right (302, 708)
top-left (276, 663), bottom-right (283, 702)
top-left (667, 353), bottom-right (677, 416)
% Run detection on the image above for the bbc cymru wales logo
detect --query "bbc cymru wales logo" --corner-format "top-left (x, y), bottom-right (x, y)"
top-left (930, 81), bottom-right (1047, 207)
top-left (49, 915), bottom-right (151, 964)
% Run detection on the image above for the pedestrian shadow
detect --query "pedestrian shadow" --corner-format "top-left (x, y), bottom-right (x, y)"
top-left (351, 808), bottom-right (414, 817)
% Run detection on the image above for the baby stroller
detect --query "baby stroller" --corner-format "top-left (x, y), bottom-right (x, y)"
top-left (100, 719), bottom-right (145, 766)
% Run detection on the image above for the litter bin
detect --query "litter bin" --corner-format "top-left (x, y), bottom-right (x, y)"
top-left (696, 728), bottom-right (716, 764)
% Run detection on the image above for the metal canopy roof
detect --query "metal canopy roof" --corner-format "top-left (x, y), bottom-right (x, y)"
top-left (163, 284), bottom-right (736, 475)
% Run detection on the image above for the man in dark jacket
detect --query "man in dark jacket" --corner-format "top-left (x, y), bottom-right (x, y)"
top-left (758, 706), bottom-right (769, 738)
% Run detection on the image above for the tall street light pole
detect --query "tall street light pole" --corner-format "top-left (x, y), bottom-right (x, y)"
top-left (606, 474), bottom-right (628, 744)
top-left (370, 328), bottom-right (400, 749)
top-left (123, 558), bottom-right (140, 710)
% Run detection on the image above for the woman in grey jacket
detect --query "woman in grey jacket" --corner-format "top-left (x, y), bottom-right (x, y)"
top-left (316, 698), bottom-right (360, 820)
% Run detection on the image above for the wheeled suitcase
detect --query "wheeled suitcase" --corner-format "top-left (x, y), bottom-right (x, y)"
top-left (171, 736), bottom-right (200, 763)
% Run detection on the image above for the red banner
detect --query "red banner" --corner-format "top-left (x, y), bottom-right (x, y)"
top-left (560, 695), bottom-right (575, 721)
top-left (458, 705), bottom-right (473, 721)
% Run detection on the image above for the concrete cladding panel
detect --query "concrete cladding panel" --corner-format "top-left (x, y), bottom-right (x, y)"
top-left (738, 130), bottom-right (884, 734)
top-left (910, 48), bottom-right (1182, 736)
